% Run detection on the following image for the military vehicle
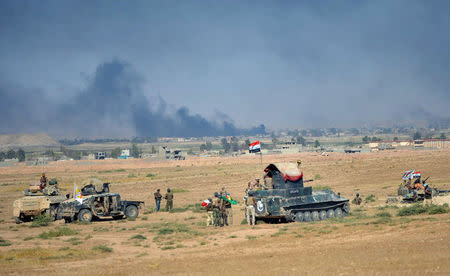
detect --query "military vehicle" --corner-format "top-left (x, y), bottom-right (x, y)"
top-left (56, 183), bottom-right (144, 223)
top-left (13, 180), bottom-right (67, 224)
top-left (247, 162), bottom-right (349, 222)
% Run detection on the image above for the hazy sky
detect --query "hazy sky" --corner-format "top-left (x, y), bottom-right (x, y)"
top-left (1, 0), bottom-right (449, 137)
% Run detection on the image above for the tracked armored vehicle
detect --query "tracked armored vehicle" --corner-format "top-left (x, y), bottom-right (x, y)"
top-left (13, 180), bottom-right (67, 224)
top-left (247, 163), bottom-right (349, 222)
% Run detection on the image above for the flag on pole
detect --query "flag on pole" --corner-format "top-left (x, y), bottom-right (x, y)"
top-left (201, 199), bottom-right (211, 207)
top-left (222, 194), bottom-right (238, 205)
top-left (249, 140), bottom-right (261, 153)
top-left (73, 183), bottom-right (83, 204)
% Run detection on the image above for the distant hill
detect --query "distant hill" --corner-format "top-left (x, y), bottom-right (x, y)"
top-left (0, 133), bottom-right (60, 149)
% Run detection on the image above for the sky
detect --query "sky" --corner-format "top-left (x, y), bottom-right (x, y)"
top-left (0, 0), bottom-right (449, 137)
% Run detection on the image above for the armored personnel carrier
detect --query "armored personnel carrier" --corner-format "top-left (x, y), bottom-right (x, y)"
top-left (13, 180), bottom-right (67, 224)
top-left (247, 162), bottom-right (349, 222)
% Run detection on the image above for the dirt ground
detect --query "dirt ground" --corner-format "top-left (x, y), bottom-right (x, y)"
top-left (0, 149), bottom-right (449, 275)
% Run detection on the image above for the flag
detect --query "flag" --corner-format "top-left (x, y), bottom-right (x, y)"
top-left (222, 194), bottom-right (238, 205)
top-left (73, 183), bottom-right (83, 204)
top-left (249, 140), bottom-right (261, 153)
top-left (412, 171), bottom-right (421, 178)
top-left (201, 199), bottom-right (211, 207)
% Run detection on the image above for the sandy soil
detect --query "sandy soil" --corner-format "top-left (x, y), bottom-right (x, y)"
top-left (0, 149), bottom-right (449, 275)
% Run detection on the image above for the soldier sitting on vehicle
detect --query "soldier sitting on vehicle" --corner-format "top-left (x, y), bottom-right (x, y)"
top-left (352, 193), bottom-right (362, 205)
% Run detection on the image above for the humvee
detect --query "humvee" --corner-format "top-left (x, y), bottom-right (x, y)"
top-left (56, 183), bottom-right (144, 223)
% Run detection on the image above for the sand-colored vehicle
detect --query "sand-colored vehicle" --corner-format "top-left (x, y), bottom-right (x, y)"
top-left (13, 181), bottom-right (67, 224)
top-left (247, 162), bottom-right (349, 222)
top-left (56, 183), bottom-right (144, 223)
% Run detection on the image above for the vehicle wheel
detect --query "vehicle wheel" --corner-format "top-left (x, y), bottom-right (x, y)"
top-left (78, 209), bottom-right (93, 222)
top-left (343, 203), bottom-right (350, 214)
top-left (311, 211), bottom-right (319, 221)
top-left (295, 212), bottom-right (304, 222)
top-left (334, 208), bottom-right (343, 218)
top-left (112, 215), bottom-right (124, 220)
top-left (326, 209), bottom-right (334, 218)
top-left (319, 210), bottom-right (327, 220)
top-left (125, 205), bottom-right (138, 218)
top-left (303, 211), bottom-right (311, 222)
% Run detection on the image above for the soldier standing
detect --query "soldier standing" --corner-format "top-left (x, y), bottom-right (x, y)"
top-left (212, 192), bottom-right (221, 226)
top-left (423, 183), bottom-right (432, 206)
top-left (154, 189), bottom-right (162, 212)
top-left (245, 195), bottom-right (256, 225)
top-left (205, 198), bottom-right (213, 226)
top-left (224, 195), bottom-right (232, 225)
top-left (352, 193), bottom-right (362, 205)
top-left (164, 188), bottom-right (173, 211)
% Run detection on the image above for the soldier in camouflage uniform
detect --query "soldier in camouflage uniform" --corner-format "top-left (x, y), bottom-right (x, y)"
top-left (212, 192), bottom-right (221, 226)
top-left (164, 188), bottom-right (174, 211)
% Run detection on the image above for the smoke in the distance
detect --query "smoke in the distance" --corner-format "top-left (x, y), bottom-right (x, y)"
top-left (0, 60), bottom-right (265, 138)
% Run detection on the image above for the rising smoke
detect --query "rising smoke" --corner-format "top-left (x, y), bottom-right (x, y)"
top-left (0, 60), bottom-right (266, 138)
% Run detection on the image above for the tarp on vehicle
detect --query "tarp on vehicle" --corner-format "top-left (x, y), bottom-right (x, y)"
top-left (264, 163), bottom-right (303, 182)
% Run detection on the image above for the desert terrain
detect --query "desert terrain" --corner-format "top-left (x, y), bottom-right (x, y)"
top-left (0, 149), bottom-right (449, 275)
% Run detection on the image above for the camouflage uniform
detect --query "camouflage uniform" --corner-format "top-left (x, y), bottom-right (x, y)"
top-left (165, 189), bottom-right (173, 211)
top-left (224, 198), bottom-right (232, 225)
top-left (352, 194), bottom-right (362, 205)
top-left (212, 197), bottom-right (221, 226)
top-left (245, 195), bottom-right (256, 225)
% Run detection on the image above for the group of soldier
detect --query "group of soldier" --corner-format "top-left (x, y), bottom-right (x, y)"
top-left (204, 187), bottom-right (233, 227)
top-left (153, 188), bottom-right (174, 212)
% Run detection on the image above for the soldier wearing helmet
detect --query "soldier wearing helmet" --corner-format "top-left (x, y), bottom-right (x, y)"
top-left (352, 193), bottom-right (362, 205)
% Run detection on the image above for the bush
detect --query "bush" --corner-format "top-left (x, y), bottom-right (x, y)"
top-left (375, 211), bottom-right (392, 218)
top-left (38, 227), bottom-right (78, 239)
top-left (92, 245), bottom-right (113, 253)
top-left (241, 218), bottom-right (247, 225)
top-left (131, 234), bottom-right (147, 240)
top-left (146, 173), bottom-right (156, 178)
top-left (365, 194), bottom-right (376, 203)
top-left (0, 237), bottom-right (12, 246)
top-left (427, 205), bottom-right (448, 215)
top-left (31, 215), bottom-right (53, 227)
top-left (397, 204), bottom-right (427, 216)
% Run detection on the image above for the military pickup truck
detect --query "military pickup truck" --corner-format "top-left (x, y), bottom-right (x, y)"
top-left (56, 183), bottom-right (144, 223)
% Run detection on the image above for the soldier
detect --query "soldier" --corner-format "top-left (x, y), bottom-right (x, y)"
top-left (219, 194), bottom-right (227, 227)
top-left (245, 194), bottom-right (256, 225)
top-left (164, 188), bottom-right (173, 211)
top-left (224, 194), bottom-right (232, 225)
top-left (423, 183), bottom-right (432, 206)
top-left (212, 192), bottom-right (221, 226)
top-left (40, 173), bottom-right (48, 190)
top-left (352, 193), bottom-right (362, 205)
top-left (154, 189), bottom-right (162, 212)
top-left (205, 198), bottom-right (213, 226)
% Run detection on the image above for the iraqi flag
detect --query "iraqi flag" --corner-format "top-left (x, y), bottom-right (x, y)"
top-left (201, 199), bottom-right (211, 207)
top-left (249, 141), bottom-right (261, 153)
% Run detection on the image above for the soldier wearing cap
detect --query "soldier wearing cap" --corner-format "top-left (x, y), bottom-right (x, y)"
top-left (352, 193), bottom-right (362, 205)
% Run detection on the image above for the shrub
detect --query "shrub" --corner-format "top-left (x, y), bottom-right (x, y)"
top-left (365, 194), bottom-right (376, 203)
top-left (314, 174), bottom-right (321, 180)
top-left (146, 173), bottom-right (156, 178)
top-left (397, 204), bottom-right (427, 216)
top-left (427, 205), bottom-right (448, 215)
top-left (241, 218), bottom-right (248, 225)
top-left (131, 234), bottom-right (147, 240)
top-left (375, 211), bottom-right (392, 218)
top-left (38, 227), bottom-right (78, 239)
top-left (92, 245), bottom-right (113, 253)
top-left (31, 214), bottom-right (53, 227)
top-left (0, 237), bottom-right (12, 246)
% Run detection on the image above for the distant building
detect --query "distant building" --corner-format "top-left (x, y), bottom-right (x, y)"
top-left (120, 149), bottom-right (130, 159)
top-left (95, 152), bottom-right (106, 160)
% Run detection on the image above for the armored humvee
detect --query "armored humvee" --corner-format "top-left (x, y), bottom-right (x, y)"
top-left (13, 180), bottom-right (67, 224)
top-left (247, 163), bottom-right (349, 222)
top-left (56, 183), bottom-right (144, 223)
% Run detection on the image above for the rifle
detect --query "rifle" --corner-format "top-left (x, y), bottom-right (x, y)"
top-left (422, 176), bottom-right (430, 184)
top-left (304, 179), bottom-right (314, 183)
